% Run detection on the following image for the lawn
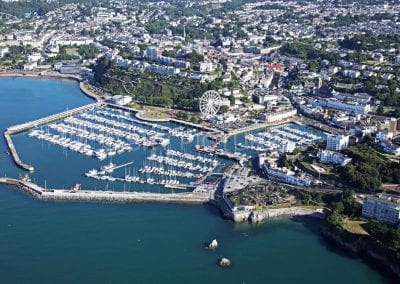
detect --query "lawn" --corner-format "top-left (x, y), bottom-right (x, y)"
top-left (130, 102), bottom-right (142, 110)
top-left (300, 161), bottom-right (336, 176)
top-left (142, 110), bottom-right (169, 119)
top-left (341, 217), bottom-right (369, 235)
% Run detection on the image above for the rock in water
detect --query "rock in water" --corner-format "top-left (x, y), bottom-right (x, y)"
top-left (207, 239), bottom-right (218, 250)
top-left (218, 257), bottom-right (231, 268)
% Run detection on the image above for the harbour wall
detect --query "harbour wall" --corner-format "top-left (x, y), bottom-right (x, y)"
top-left (6, 103), bottom-right (99, 134)
top-left (3, 131), bottom-right (33, 171)
top-left (0, 178), bottom-right (211, 204)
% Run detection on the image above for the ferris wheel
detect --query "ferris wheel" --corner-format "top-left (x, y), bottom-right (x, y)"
top-left (199, 90), bottom-right (222, 118)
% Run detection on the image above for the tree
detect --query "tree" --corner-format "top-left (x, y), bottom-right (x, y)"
top-left (185, 51), bottom-right (204, 64)
top-left (331, 201), bottom-right (344, 214)
top-left (219, 105), bottom-right (229, 113)
top-left (376, 105), bottom-right (384, 115)
top-left (228, 94), bottom-right (235, 106)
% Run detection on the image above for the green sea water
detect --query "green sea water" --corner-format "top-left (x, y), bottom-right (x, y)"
top-left (0, 77), bottom-right (390, 283)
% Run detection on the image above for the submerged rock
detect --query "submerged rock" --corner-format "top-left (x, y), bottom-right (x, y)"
top-left (218, 257), bottom-right (231, 268)
top-left (206, 239), bottom-right (218, 250)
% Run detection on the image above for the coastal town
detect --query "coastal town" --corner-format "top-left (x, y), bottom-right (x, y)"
top-left (0, 0), bottom-right (400, 280)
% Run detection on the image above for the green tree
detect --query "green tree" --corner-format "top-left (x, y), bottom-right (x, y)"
top-left (219, 105), bottom-right (229, 113)
top-left (228, 94), bottom-right (235, 106)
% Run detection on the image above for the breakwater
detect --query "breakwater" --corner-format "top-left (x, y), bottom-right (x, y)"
top-left (0, 177), bottom-right (211, 204)
top-left (6, 103), bottom-right (99, 134)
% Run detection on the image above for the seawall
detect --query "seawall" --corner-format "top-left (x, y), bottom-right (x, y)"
top-left (214, 193), bottom-right (325, 223)
top-left (225, 207), bottom-right (325, 223)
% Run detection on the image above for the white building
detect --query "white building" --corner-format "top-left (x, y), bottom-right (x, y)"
top-left (0, 47), bottom-right (9, 58)
top-left (372, 53), bottom-right (384, 63)
top-left (259, 154), bottom-right (311, 186)
top-left (211, 112), bottom-right (239, 124)
top-left (332, 91), bottom-right (371, 105)
top-left (252, 93), bottom-right (279, 105)
top-left (27, 53), bottom-right (42, 62)
top-left (343, 70), bottom-right (360, 78)
top-left (317, 149), bottom-right (352, 166)
top-left (262, 109), bottom-right (297, 123)
top-left (362, 195), bottom-right (400, 225)
top-left (263, 163), bottom-right (311, 186)
top-left (111, 95), bottom-right (132, 106)
top-left (50, 37), bottom-right (93, 46)
top-left (315, 98), bottom-right (371, 114)
top-left (199, 62), bottom-right (214, 72)
top-left (146, 64), bottom-right (180, 76)
top-left (23, 62), bottom-right (37, 70)
top-left (326, 134), bottom-right (349, 151)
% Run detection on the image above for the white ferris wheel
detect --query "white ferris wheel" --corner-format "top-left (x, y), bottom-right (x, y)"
top-left (199, 90), bottom-right (222, 118)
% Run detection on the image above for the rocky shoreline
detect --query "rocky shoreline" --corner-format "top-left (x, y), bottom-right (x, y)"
top-left (321, 225), bottom-right (400, 280)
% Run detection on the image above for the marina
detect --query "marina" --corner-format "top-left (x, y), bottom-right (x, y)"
top-left (238, 124), bottom-right (325, 153)
top-left (8, 105), bottom-right (326, 194)
top-left (12, 105), bottom-right (223, 193)
top-left (25, 106), bottom-right (201, 161)
top-left (6, 103), bottom-right (325, 195)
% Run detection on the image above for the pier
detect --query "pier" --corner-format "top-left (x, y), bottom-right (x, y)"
top-left (0, 177), bottom-right (211, 204)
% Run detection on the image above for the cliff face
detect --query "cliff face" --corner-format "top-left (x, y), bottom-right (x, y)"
top-left (222, 207), bottom-right (325, 223)
top-left (321, 225), bottom-right (400, 280)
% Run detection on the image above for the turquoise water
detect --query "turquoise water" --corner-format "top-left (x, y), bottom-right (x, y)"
top-left (0, 77), bottom-right (389, 283)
